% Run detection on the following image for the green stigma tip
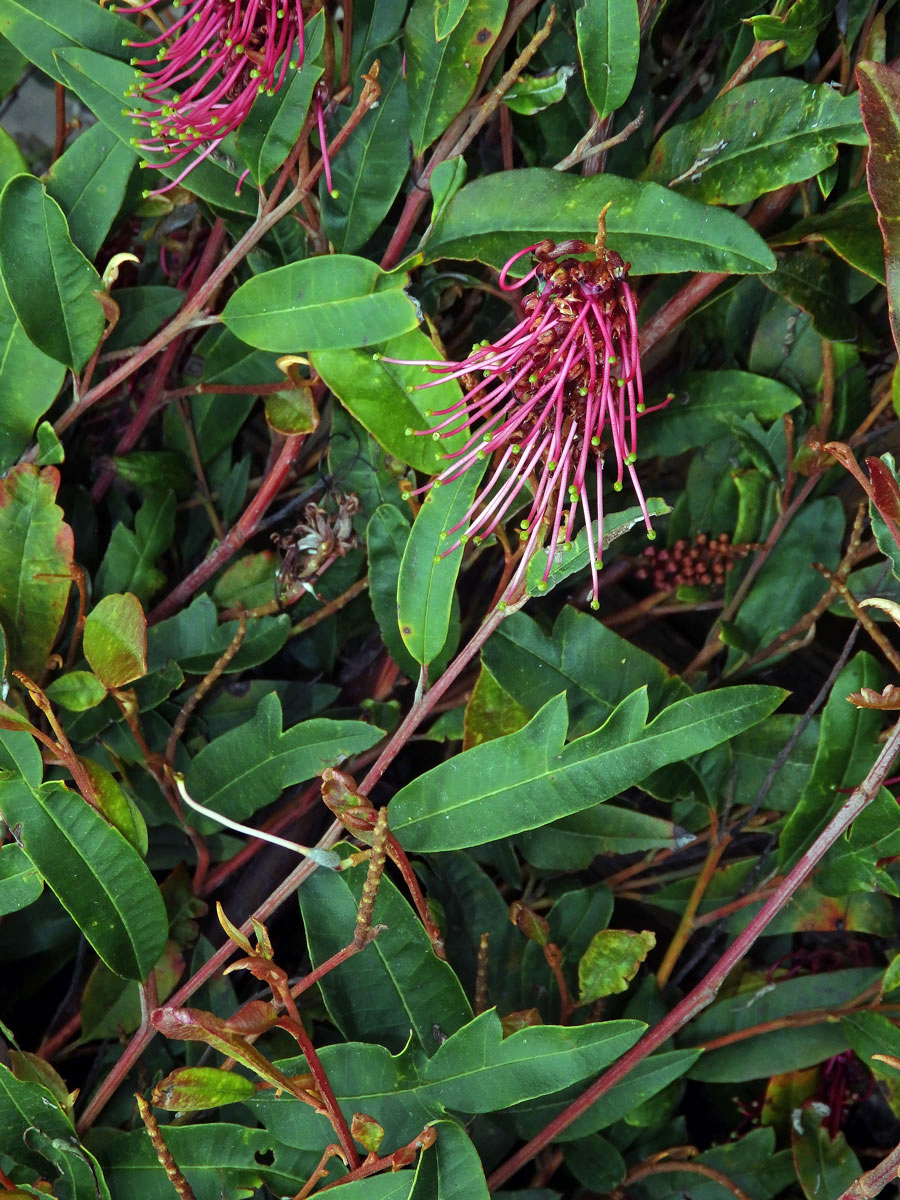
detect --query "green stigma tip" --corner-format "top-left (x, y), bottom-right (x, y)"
top-left (613, 481), bottom-right (623, 492)
top-left (591, 599), bottom-right (600, 610)
top-left (637, 402), bottom-right (646, 412)
top-left (647, 530), bottom-right (657, 541)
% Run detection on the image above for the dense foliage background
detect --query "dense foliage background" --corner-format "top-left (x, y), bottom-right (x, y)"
top-left (1, 0), bottom-right (900, 1196)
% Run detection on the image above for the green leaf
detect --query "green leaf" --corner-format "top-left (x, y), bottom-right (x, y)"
top-left (517, 805), bottom-right (693, 870)
top-left (80, 940), bottom-right (182, 1041)
top-left (95, 490), bottom-right (175, 604)
top-left (857, 62), bottom-right (900, 356)
top-left (482, 606), bottom-right (684, 738)
top-left (390, 685), bottom-right (785, 851)
top-left (0, 0), bottom-right (134, 83)
top-left (817, 790), bottom-right (900, 897)
top-left (409, 1120), bottom-right (488, 1200)
top-left (0, 175), bottom-right (104, 371)
top-left (83, 593), bottom-right (147, 689)
top-left (0, 842), bottom-right (42, 915)
top-left (420, 1009), bottom-right (644, 1112)
top-left (0, 277), bottom-right (66, 470)
top-left (53, 48), bottom-right (256, 215)
top-left (397, 458), bottom-right (486, 666)
top-left (312, 327), bottom-right (467, 474)
top-left (643, 78), bottom-right (867, 206)
top-left (639, 370), bottom-right (801, 457)
top-left (578, 929), bottom-right (656, 1002)
top-left (434, 0), bottom-right (470, 40)
top-left (299, 844), bottom-right (473, 1054)
top-left (0, 756), bottom-right (167, 980)
top-left (748, 0), bottom-right (832, 59)
top-left (221, 255), bottom-right (421, 352)
top-left (842, 1010), bottom-right (900, 1080)
top-left (463, 664), bottom-right (530, 749)
top-left (0, 123), bottom-right (24, 188)
top-left (792, 1105), bottom-right (862, 1200)
top-left (761, 248), bottom-right (861, 342)
top-left (406, 0), bottom-right (506, 154)
top-left (0, 465), bottom-right (74, 677)
top-left (575, 0), bottom-right (639, 120)
top-left (686, 966), bottom-right (881, 1081)
top-left (45, 670), bottom-right (108, 712)
top-left (183, 692), bottom-right (382, 825)
top-left (323, 46), bottom-right (410, 253)
top-left (148, 595), bottom-right (289, 675)
top-left (771, 189), bottom-right (886, 283)
top-left (367, 504), bottom-right (420, 677)
top-left (44, 121), bottom-right (137, 260)
top-left (425, 170), bottom-right (776, 275)
top-left (104, 286), bottom-right (183, 354)
top-left (152, 1067), bottom-right (258, 1111)
top-left (525, 499), bottom-right (672, 597)
top-left (235, 10), bottom-right (325, 186)
top-left (503, 65), bottom-right (575, 115)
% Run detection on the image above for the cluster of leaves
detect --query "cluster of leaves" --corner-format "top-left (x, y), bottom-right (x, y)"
top-left (1, 0), bottom-right (900, 1198)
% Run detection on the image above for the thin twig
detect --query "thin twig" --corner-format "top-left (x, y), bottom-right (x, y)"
top-left (553, 107), bottom-right (645, 172)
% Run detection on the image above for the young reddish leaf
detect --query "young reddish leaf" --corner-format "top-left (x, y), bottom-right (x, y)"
top-left (857, 62), bottom-right (900, 356)
top-left (82, 592), bottom-right (147, 688)
top-left (866, 455), bottom-right (900, 520)
top-left (151, 1067), bottom-right (258, 1112)
top-left (578, 929), bottom-right (656, 1003)
top-left (351, 1111), bottom-right (385, 1155)
top-left (0, 465), bottom-right (74, 677)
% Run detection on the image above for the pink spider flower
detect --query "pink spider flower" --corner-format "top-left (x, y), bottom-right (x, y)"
top-left (380, 218), bottom-right (667, 608)
top-left (122, 1), bottom-right (332, 196)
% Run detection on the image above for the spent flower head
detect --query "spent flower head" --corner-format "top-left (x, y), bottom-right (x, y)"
top-left (122, 0), bottom-right (322, 194)
top-left (380, 211), bottom-right (666, 608)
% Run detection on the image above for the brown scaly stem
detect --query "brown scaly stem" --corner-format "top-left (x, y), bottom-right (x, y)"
top-left (21, 74), bottom-right (381, 462)
top-left (288, 577), bottom-right (370, 637)
top-left (815, 562), bottom-right (900, 676)
top-left (316, 1126), bottom-right (438, 1192)
top-left (149, 432), bottom-right (307, 623)
top-left (135, 1094), bottom-right (197, 1200)
top-left (165, 612), bottom-right (247, 764)
top-left (486, 714), bottom-right (900, 1190)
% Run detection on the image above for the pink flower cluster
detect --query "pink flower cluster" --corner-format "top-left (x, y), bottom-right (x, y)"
top-left (123, 0), bottom-right (306, 193)
top-left (382, 225), bottom-right (665, 607)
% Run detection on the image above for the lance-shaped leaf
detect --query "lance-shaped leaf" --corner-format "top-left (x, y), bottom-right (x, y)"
top-left (0, 0), bottom-right (134, 83)
top-left (858, 61), bottom-right (900, 357)
top-left (0, 465), bottom-right (74, 677)
top-left (424, 170), bottom-right (776, 275)
top-left (389, 686), bottom-right (785, 851)
top-left (576, 0), bottom-right (639, 120)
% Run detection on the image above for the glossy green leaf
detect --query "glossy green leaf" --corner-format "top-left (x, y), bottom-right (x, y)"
top-left (0, 842), bottom-right (42, 915)
top-left (397, 459), bottom-right (486, 666)
top-left (771, 190), bottom-right (886, 282)
top-left (503, 65), bottom-right (575, 115)
top-left (367, 504), bottom-right (419, 677)
top-left (44, 122), bottom-right (137, 260)
top-left (299, 844), bottom-right (473, 1054)
top-left (53, 48), bottom-right (255, 215)
top-left (748, 0), bottom-right (831, 59)
top-left (525, 498), bottom-right (672, 596)
top-left (0, 0), bottom-right (133, 83)
top-left (0, 465), bottom-right (74, 677)
top-left (0, 31), bottom-right (24, 99)
top-left (575, 0), bottom-right (639, 120)
top-left (858, 61), bottom-right (900, 356)
top-left (406, 0), bottom-right (506, 154)
top-left (45, 670), bottom-right (107, 712)
top-left (816, 787), bottom-right (900, 898)
top-left (183, 692), bottom-right (382, 825)
top-left (425, 170), bottom-right (776, 275)
top-left (148, 595), bottom-right (289, 675)
top-left (95, 490), bottom-right (175, 604)
top-left (578, 929), bottom-right (656, 1002)
top-left (323, 46), bottom-right (409, 253)
top-left (842, 1010), bottom-right (900, 1080)
top-left (0, 175), bottom-right (104, 371)
top-left (104, 286), bottom-right (183, 354)
top-left (0, 749), bottom-right (167, 980)
top-left (235, 10), bottom-right (325, 185)
top-left (0, 123), bottom-right (24, 188)
top-left (517, 805), bottom-right (693, 870)
top-left (83, 593), bottom-right (147, 689)
top-left (643, 78), bottom-right (866, 205)
top-left (761, 248), bottom-right (861, 342)
top-left (0, 278), bottom-right (66, 470)
top-left (639, 370), bottom-right (801, 457)
top-left (409, 1120), bottom-right (488, 1200)
top-left (80, 940), bottom-right (182, 1042)
top-left (434, 0), bottom-right (470, 39)
top-left (312, 327), bottom-right (467, 474)
top-left (463, 664), bottom-right (530, 749)
top-left (221, 255), bottom-right (421, 352)
top-left (390, 685), bottom-right (785, 851)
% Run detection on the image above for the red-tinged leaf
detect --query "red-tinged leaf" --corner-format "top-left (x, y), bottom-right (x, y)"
top-left (0, 465), bottom-right (74, 677)
top-left (82, 592), bottom-right (147, 688)
top-left (351, 1111), bottom-right (385, 1154)
top-left (867, 455), bottom-right (900, 519)
top-left (151, 1067), bottom-right (258, 1112)
top-left (857, 62), bottom-right (900, 356)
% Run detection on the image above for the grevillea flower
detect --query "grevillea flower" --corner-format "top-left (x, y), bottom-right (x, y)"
top-left (380, 216), bottom-right (666, 607)
top-left (122, 0), bottom-right (322, 195)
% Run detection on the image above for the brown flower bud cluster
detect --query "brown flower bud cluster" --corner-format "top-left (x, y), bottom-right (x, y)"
top-left (635, 532), bottom-right (753, 592)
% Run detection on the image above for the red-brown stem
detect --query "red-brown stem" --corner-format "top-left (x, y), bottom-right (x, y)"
top-left (149, 432), bottom-right (306, 623)
top-left (290, 928), bottom-right (379, 1001)
top-left (37, 1010), bottom-right (82, 1060)
top-left (486, 715), bottom-right (900, 1191)
top-left (277, 1013), bottom-right (359, 1169)
top-left (838, 1135), bottom-right (900, 1200)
